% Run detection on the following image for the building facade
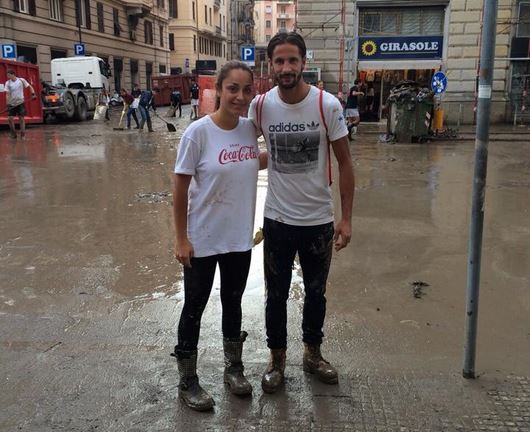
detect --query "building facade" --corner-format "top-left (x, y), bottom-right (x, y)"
top-left (228, 0), bottom-right (255, 60)
top-left (1, 0), bottom-right (171, 91)
top-left (297, 0), bottom-right (529, 124)
top-left (167, 0), bottom-right (228, 74)
top-left (254, 0), bottom-right (296, 69)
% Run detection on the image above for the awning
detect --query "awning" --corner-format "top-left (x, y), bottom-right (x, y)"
top-left (358, 59), bottom-right (442, 70)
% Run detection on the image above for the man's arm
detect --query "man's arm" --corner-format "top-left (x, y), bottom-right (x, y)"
top-left (22, 78), bottom-right (36, 99)
top-left (330, 136), bottom-right (354, 251)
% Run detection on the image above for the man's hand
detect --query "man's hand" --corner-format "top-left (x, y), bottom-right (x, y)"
top-left (333, 219), bottom-right (352, 252)
top-left (175, 238), bottom-right (194, 268)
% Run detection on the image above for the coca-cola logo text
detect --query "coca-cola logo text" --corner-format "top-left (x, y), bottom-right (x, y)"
top-left (218, 145), bottom-right (257, 165)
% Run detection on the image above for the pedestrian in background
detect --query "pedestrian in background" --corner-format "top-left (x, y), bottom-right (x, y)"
top-left (98, 88), bottom-right (111, 121)
top-left (138, 87), bottom-right (157, 132)
top-left (4, 69), bottom-right (37, 139)
top-left (172, 61), bottom-right (266, 411)
top-left (170, 88), bottom-right (182, 118)
top-left (345, 79), bottom-right (364, 139)
top-left (249, 31), bottom-right (354, 394)
top-left (120, 88), bottom-right (140, 129)
top-left (316, 79), bottom-right (324, 90)
top-left (189, 77), bottom-right (200, 120)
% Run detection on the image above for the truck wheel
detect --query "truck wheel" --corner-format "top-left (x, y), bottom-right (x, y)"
top-left (75, 96), bottom-right (88, 121)
top-left (63, 93), bottom-right (75, 119)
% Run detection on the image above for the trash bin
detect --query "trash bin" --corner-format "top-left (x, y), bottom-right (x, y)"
top-left (386, 81), bottom-right (434, 143)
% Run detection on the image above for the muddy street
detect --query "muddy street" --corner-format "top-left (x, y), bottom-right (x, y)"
top-left (1, 111), bottom-right (529, 431)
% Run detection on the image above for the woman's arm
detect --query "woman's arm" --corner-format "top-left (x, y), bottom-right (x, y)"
top-left (259, 151), bottom-right (268, 170)
top-left (173, 174), bottom-right (194, 267)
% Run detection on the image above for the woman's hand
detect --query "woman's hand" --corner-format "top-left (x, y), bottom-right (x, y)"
top-left (175, 238), bottom-right (194, 268)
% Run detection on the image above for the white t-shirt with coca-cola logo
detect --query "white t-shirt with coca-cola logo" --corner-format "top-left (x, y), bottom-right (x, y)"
top-left (174, 115), bottom-right (259, 257)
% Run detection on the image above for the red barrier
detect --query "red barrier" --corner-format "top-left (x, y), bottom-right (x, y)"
top-left (0, 59), bottom-right (43, 125)
top-left (151, 74), bottom-right (195, 106)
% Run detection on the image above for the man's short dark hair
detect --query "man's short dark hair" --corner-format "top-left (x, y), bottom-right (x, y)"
top-left (267, 31), bottom-right (306, 60)
top-left (6, 69), bottom-right (15, 76)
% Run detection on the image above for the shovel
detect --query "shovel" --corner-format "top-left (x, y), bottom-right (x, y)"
top-left (154, 111), bottom-right (177, 132)
top-left (113, 107), bottom-right (127, 130)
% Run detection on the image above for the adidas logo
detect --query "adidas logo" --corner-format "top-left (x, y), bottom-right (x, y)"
top-left (268, 122), bottom-right (306, 132)
top-left (306, 121), bottom-right (319, 130)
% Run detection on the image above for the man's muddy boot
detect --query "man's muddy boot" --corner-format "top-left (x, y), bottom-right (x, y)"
top-left (261, 348), bottom-right (286, 393)
top-left (223, 331), bottom-right (252, 396)
top-left (147, 118), bottom-right (154, 132)
top-left (171, 349), bottom-right (215, 411)
top-left (303, 343), bottom-right (338, 384)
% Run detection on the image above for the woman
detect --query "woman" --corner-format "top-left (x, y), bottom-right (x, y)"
top-left (98, 88), bottom-right (111, 121)
top-left (119, 88), bottom-right (140, 129)
top-left (172, 61), bottom-right (266, 411)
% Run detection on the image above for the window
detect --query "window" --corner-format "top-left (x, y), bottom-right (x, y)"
top-left (16, 45), bottom-right (37, 64)
top-left (14, 0), bottom-right (35, 15)
top-left (50, 49), bottom-right (66, 59)
top-left (266, 20), bottom-right (271, 28)
top-left (209, 7), bottom-right (212, 25)
top-left (204, 5), bottom-right (207, 23)
top-left (359, 7), bottom-right (444, 36)
top-left (223, 15), bottom-right (225, 31)
top-left (169, 0), bottom-right (177, 18)
top-left (280, 20), bottom-right (286, 30)
top-left (192, 1), bottom-right (195, 20)
top-left (159, 25), bottom-right (164, 47)
top-left (517, 2), bottom-right (530, 37)
top-left (193, 34), bottom-right (197, 52)
top-left (146, 62), bottom-right (153, 90)
top-left (265, 5), bottom-right (271, 14)
top-left (266, 35), bottom-right (271, 42)
top-left (49, 0), bottom-right (63, 21)
top-left (157, 0), bottom-right (164, 9)
top-left (113, 8), bottom-right (121, 36)
top-left (169, 33), bottom-right (175, 50)
top-left (144, 20), bottom-right (153, 44)
top-left (96, 2), bottom-right (104, 32)
top-left (76, 0), bottom-right (91, 29)
top-left (159, 65), bottom-right (166, 74)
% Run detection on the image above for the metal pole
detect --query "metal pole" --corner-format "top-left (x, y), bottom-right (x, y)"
top-left (77, 0), bottom-right (83, 44)
top-left (462, 0), bottom-right (498, 379)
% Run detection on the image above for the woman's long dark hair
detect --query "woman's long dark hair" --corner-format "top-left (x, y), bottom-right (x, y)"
top-left (215, 60), bottom-right (253, 110)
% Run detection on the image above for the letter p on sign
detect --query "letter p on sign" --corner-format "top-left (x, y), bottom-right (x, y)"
top-left (1, 44), bottom-right (16, 59)
top-left (240, 46), bottom-right (255, 65)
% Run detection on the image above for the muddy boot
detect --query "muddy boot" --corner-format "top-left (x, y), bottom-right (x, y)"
top-left (223, 331), bottom-right (252, 396)
top-left (139, 119), bottom-right (145, 130)
top-left (171, 349), bottom-right (215, 411)
top-left (147, 118), bottom-right (154, 132)
top-left (303, 343), bottom-right (338, 384)
top-left (261, 348), bottom-right (286, 393)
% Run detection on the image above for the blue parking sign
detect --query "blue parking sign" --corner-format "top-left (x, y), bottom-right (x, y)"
top-left (1, 44), bottom-right (17, 59)
top-left (240, 46), bottom-right (255, 63)
top-left (431, 71), bottom-right (448, 95)
top-left (74, 43), bottom-right (85, 56)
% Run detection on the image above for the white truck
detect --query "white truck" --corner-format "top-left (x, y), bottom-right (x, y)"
top-left (42, 56), bottom-right (111, 121)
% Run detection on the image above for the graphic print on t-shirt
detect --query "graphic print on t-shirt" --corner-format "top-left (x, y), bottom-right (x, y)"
top-left (268, 120), bottom-right (320, 174)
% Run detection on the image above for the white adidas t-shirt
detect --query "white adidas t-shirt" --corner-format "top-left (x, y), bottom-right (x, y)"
top-left (5, 78), bottom-right (29, 107)
top-left (249, 86), bottom-right (348, 226)
top-left (174, 115), bottom-right (259, 257)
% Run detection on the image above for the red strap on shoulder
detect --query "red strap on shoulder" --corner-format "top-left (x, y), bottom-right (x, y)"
top-left (256, 92), bottom-right (267, 135)
top-left (319, 89), bottom-right (333, 186)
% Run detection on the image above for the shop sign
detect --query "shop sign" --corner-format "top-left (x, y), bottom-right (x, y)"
top-left (358, 36), bottom-right (443, 60)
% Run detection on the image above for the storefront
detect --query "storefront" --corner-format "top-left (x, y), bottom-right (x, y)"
top-left (353, 4), bottom-right (449, 121)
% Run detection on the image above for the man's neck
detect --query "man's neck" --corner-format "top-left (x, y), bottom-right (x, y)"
top-left (277, 81), bottom-right (311, 105)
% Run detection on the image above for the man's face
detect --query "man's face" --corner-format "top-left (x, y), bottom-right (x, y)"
top-left (269, 43), bottom-right (305, 90)
top-left (7, 72), bottom-right (15, 81)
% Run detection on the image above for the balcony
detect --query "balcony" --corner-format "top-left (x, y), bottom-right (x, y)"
top-left (277, 13), bottom-right (290, 19)
top-left (213, 0), bottom-right (220, 10)
top-left (215, 25), bottom-right (222, 35)
top-left (123, 0), bottom-right (151, 17)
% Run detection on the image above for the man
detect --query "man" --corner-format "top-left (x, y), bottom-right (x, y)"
top-left (249, 32), bottom-right (354, 393)
top-left (345, 79), bottom-right (364, 139)
top-left (170, 88), bottom-right (182, 118)
top-left (120, 88), bottom-right (140, 129)
top-left (138, 87), bottom-right (157, 132)
top-left (4, 70), bottom-right (36, 139)
top-left (189, 78), bottom-right (199, 120)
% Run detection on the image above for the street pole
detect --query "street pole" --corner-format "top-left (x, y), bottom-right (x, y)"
top-left (77, 0), bottom-right (83, 44)
top-left (462, 0), bottom-right (498, 379)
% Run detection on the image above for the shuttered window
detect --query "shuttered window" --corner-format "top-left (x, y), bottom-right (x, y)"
top-left (359, 7), bottom-right (444, 36)
top-left (144, 20), bottom-right (153, 45)
top-left (97, 2), bottom-right (104, 32)
top-left (113, 8), bottom-right (121, 36)
top-left (518, 2), bottom-right (530, 37)
top-left (169, 33), bottom-right (175, 51)
top-left (49, 0), bottom-right (63, 21)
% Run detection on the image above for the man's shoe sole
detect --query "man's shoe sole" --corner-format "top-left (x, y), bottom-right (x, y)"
top-left (303, 365), bottom-right (339, 384)
top-left (179, 394), bottom-right (215, 411)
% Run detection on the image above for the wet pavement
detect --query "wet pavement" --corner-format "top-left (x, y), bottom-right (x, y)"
top-left (1, 106), bottom-right (529, 431)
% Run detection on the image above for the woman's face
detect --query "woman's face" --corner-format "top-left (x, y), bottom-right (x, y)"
top-left (217, 68), bottom-right (254, 117)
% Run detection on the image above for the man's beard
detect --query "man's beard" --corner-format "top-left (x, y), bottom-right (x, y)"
top-left (276, 71), bottom-right (303, 89)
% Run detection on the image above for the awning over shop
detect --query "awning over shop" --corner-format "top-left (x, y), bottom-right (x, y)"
top-left (358, 60), bottom-right (442, 70)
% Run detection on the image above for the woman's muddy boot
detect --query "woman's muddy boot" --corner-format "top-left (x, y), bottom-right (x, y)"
top-left (223, 331), bottom-right (252, 396)
top-left (171, 349), bottom-right (215, 411)
top-left (261, 348), bottom-right (286, 393)
top-left (303, 343), bottom-right (338, 384)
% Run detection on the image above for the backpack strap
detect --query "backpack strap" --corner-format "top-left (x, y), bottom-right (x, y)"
top-left (318, 89), bottom-right (333, 186)
top-left (256, 92), bottom-right (267, 136)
